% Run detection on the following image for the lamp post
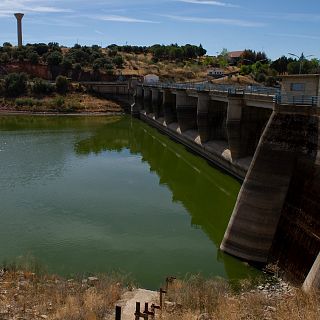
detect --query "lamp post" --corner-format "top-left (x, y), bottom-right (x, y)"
top-left (242, 58), bottom-right (268, 64)
top-left (288, 52), bottom-right (314, 74)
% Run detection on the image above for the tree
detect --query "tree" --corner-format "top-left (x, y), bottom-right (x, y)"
top-left (55, 76), bottom-right (69, 95)
top-left (271, 56), bottom-right (290, 74)
top-left (3, 42), bottom-right (12, 48)
top-left (198, 44), bottom-right (207, 57)
top-left (218, 48), bottom-right (229, 68)
top-left (33, 43), bottom-right (49, 56)
top-left (287, 61), bottom-right (300, 74)
top-left (27, 51), bottom-right (39, 64)
top-left (113, 55), bottom-right (124, 68)
top-left (61, 58), bottom-right (73, 71)
top-left (4, 73), bottom-right (28, 97)
top-left (47, 51), bottom-right (63, 66)
top-left (0, 53), bottom-right (9, 64)
top-left (32, 78), bottom-right (53, 95)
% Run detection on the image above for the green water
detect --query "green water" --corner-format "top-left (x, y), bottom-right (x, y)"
top-left (0, 115), bottom-right (257, 288)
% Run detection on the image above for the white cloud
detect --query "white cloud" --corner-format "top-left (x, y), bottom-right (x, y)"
top-left (0, 0), bottom-right (72, 15)
top-left (97, 15), bottom-right (159, 23)
top-left (165, 15), bottom-right (265, 27)
top-left (177, 0), bottom-right (239, 8)
top-left (267, 33), bottom-right (320, 41)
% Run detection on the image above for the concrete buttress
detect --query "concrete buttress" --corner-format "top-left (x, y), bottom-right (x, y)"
top-left (303, 252), bottom-right (320, 292)
top-left (220, 110), bottom-right (296, 263)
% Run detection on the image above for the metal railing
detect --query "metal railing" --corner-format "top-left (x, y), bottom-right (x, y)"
top-left (142, 81), bottom-right (278, 97)
top-left (274, 94), bottom-right (319, 106)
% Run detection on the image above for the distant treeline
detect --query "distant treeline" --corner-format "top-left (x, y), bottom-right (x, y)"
top-left (107, 43), bottom-right (207, 61)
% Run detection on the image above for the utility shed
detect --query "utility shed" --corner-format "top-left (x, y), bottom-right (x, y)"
top-left (281, 74), bottom-right (320, 97)
top-left (144, 74), bottom-right (159, 84)
top-left (280, 74), bottom-right (320, 106)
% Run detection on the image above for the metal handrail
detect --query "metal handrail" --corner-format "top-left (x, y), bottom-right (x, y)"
top-left (274, 94), bottom-right (319, 106)
top-left (142, 81), bottom-right (278, 97)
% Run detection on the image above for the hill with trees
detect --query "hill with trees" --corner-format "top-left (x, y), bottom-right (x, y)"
top-left (0, 43), bottom-right (319, 85)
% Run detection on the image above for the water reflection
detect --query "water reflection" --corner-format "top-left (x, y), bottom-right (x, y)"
top-left (75, 117), bottom-right (249, 279)
top-left (0, 115), bottom-right (256, 286)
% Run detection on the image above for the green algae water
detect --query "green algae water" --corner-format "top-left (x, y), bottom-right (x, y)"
top-left (0, 115), bottom-right (257, 288)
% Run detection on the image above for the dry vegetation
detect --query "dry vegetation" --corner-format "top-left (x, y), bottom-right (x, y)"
top-left (0, 269), bottom-right (128, 320)
top-left (118, 52), bottom-right (209, 82)
top-left (118, 52), bottom-right (257, 85)
top-left (0, 269), bottom-right (319, 320)
top-left (163, 275), bottom-right (320, 320)
top-left (0, 92), bottom-right (123, 114)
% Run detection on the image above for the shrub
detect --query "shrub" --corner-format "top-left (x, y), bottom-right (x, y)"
top-left (47, 51), bottom-right (63, 66)
top-left (55, 76), bottom-right (69, 95)
top-left (27, 51), bottom-right (40, 64)
top-left (4, 73), bottom-right (28, 97)
top-left (51, 96), bottom-right (65, 109)
top-left (15, 97), bottom-right (39, 107)
top-left (112, 55), bottom-right (124, 68)
top-left (0, 80), bottom-right (4, 96)
top-left (61, 58), bottom-right (73, 71)
top-left (32, 78), bottom-right (53, 95)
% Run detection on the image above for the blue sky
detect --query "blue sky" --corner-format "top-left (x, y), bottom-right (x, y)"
top-left (1, 0), bottom-right (320, 59)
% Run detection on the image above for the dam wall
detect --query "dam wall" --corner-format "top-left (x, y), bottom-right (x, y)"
top-left (133, 82), bottom-right (320, 290)
top-left (134, 86), bottom-right (272, 180)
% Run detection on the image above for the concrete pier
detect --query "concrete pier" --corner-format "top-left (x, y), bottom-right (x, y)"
top-left (197, 93), bottom-right (211, 143)
top-left (143, 88), bottom-right (152, 114)
top-left (226, 94), bottom-right (245, 160)
top-left (175, 91), bottom-right (198, 132)
top-left (162, 90), bottom-right (177, 125)
top-left (14, 13), bottom-right (24, 47)
top-left (151, 88), bottom-right (163, 119)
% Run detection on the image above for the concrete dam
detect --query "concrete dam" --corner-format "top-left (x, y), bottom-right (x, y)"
top-left (87, 75), bottom-right (320, 290)
top-left (131, 77), bottom-right (320, 291)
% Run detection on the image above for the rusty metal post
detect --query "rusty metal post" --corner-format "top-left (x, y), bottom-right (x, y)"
top-left (143, 303), bottom-right (149, 319)
top-left (135, 302), bottom-right (141, 320)
top-left (115, 306), bottom-right (121, 320)
top-left (159, 288), bottom-right (167, 309)
top-left (165, 276), bottom-right (176, 292)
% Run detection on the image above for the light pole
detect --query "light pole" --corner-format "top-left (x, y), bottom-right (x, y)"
top-left (288, 52), bottom-right (314, 74)
top-left (242, 58), bottom-right (268, 64)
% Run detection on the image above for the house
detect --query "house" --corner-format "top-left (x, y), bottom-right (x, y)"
top-left (207, 68), bottom-right (225, 78)
top-left (228, 51), bottom-right (244, 65)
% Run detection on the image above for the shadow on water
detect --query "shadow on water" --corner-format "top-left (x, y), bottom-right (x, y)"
top-left (74, 116), bottom-right (255, 280)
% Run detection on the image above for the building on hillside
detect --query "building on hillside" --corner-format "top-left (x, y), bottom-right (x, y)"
top-left (144, 74), bottom-right (159, 84)
top-left (279, 74), bottom-right (320, 106)
top-left (207, 68), bottom-right (225, 78)
top-left (228, 51), bottom-right (244, 65)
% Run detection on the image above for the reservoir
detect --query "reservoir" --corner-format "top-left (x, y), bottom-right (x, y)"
top-left (0, 115), bottom-right (257, 288)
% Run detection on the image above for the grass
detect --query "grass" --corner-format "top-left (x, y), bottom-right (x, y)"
top-left (0, 267), bottom-right (319, 320)
top-left (163, 275), bottom-right (320, 320)
top-left (0, 268), bottom-right (129, 320)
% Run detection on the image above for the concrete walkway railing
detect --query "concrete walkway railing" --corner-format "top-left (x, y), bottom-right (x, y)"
top-left (142, 81), bottom-right (279, 97)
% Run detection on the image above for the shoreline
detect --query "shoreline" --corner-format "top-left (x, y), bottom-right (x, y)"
top-left (0, 109), bottom-right (125, 116)
top-left (1, 268), bottom-right (314, 320)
